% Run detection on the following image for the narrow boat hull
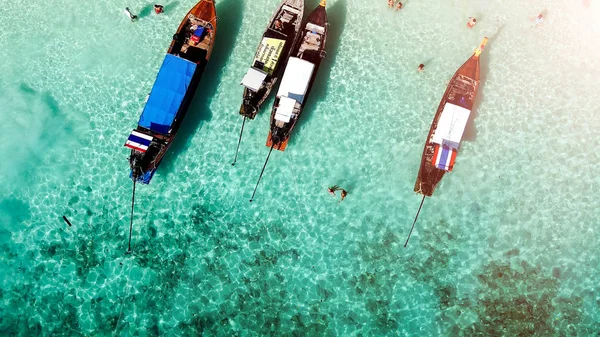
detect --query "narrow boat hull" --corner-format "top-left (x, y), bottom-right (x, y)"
top-left (126, 0), bottom-right (217, 184)
top-left (266, 2), bottom-right (328, 151)
top-left (414, 39), bottom-right (487, 196)
top-left (239, 0), bottom-right (304, 119)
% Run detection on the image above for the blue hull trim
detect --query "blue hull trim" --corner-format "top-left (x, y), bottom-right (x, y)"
top-left (129, 169), bottom-right (156, 184)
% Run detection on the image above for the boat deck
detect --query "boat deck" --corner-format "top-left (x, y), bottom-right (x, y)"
top-left (169, 0), bottom-right (216, 64)
top-left (267, 4), bottom-right (301, 38)
top-left (298, 23), bottom-right (325, 62)
top-left (177, 15), bottom-right (214, 63)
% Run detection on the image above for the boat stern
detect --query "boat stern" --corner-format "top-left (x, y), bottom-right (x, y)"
top-left (414, 180), bottom-right (435, 197)
top-left (239, 98), bottom-right (259, 119)
top-left (129, 168), bottom-right (156, 184)
top-left (125, 129), bottom-right (159, 184)
top-left (266, 131), bottom-right (288, 151)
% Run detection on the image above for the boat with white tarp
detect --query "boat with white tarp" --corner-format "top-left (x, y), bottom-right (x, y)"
top-left (231, 0), bottom-right (304, 165)
top-left (405, 37), bottom-right (489, 247)
top-left (248, 0), bottom-right (328, 202)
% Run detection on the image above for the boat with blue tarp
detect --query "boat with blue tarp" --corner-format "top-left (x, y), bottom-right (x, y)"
top-left (124, 0), bottom-right (217, 185)
top-left (123, 0), bottom-right (216, 252)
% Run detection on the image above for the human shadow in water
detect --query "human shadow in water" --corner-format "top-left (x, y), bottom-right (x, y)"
top-left (137, 4), bottom-right (154, 19)
top-left (287, 0), bottom-right (348, 147)
top-left (161, 0), bottom-right (244, 174)
top-left (462, 28), bottom-right (500, 142)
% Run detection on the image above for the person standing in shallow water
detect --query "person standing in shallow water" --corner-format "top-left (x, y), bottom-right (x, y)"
top-left (418, 64), bottom-right (425, 72)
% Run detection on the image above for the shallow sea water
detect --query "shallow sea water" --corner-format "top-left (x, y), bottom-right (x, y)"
top-left (1, 0), bottom-right (600, 335)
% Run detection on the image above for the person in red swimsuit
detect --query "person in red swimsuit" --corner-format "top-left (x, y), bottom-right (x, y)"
top-left (467, 17), bottom-right (477, 28)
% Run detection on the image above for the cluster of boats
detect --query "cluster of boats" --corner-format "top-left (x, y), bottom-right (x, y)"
top-left (122, 0), bottom-right (488, 249)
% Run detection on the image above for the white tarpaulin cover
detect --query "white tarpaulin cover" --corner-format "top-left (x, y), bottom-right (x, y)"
top-left (277, 57), bottom-right (315, 104)
top-left (275, 96), bottom-right (296, 123)
top-left (241, 68), bottom-right (267, 92)
top-left (432, 103), bottom-right (471, 149)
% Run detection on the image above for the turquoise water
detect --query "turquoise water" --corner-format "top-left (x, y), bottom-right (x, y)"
top-left (1, 0), bottom-right (600, 335)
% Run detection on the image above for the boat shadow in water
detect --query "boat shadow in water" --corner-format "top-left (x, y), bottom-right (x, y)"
top-left (463, 26), bottom-right (501, 142)
top-left (288, 0), bottom-right (348, 147)
top-left (161, 0), bottom-right (244, 173)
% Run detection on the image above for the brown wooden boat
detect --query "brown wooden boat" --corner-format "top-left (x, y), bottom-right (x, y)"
top-left (414, 37), bottom-right (488, 197)
top-left (123, 0), bottom-right (216, 252)
top-left (248, 0), bottom-right (328, 202)
top-left (239, 0), bottom-right (304, 120)
top-left (266, 0), bottom-right (328, 151)
top-left (125, 0), bottom-right (217, 185)
top-left (405, 37), bottom-right (488, 247)
top-left (231, 0), bottom-right (304, 166)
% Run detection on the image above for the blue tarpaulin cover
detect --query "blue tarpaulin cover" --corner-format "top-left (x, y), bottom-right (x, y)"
top-left (194, 27), bottom-right (205, 37)
top-left (138, 54), bottom-right (197, 134)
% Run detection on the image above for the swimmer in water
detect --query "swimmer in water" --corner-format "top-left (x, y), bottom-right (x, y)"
top-left (467, 17), bottom-right (476, 28)
top-left (124, 7), bottom-right (138, 21)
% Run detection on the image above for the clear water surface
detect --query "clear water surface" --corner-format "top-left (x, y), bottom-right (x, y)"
top-left (1, 0), bottom-right (599, 335)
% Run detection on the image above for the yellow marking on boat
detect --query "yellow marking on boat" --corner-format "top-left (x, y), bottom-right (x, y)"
top-left (474, 37), bottom-right (489, 57)
top-left (320, 0), bottom-right (326, 7)
top-left (254, 38), bottom-right (286, 75)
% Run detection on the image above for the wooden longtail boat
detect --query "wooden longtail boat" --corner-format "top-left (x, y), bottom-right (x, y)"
top-left (266, 0), bottom-right (328, 151)
top-left (240, 0), bottom-right (304, 119)
top-left (122, 0), bottom-right (216, 252)
top-left (125, 0), bottom-right (216, 185)
top-left (405, 37), bottom-right (488, 247)
top-left (249, 0), bottom-right (328, 201)
top-left (232, 0), bottom-right (304, 165)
